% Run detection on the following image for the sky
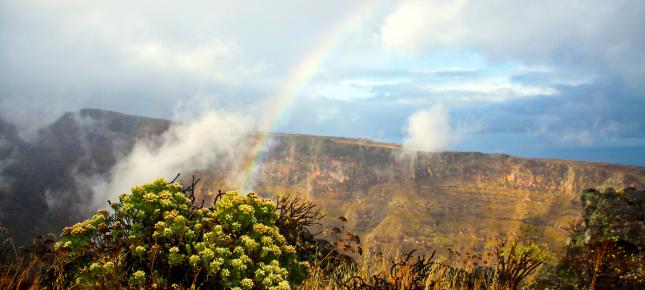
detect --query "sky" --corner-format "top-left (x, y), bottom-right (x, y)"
top-left (1, 0), bottom-right (645, 166)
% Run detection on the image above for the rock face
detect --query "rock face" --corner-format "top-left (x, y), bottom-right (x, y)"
top-left (223, 134), bottom-right (645, 254)
top-left (1, 109), bottom-right (644, 253)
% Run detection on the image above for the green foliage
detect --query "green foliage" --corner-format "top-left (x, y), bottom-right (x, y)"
top-left (552, 187), bottom-right (645, 289)
top-left (580, 187), bottom-right (644, 247)
top-left (495, 235), bottom-right (553, 289)
top-left (45, 178), bottom-right (306, 289)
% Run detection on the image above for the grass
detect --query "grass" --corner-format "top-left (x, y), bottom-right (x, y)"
top-left (0, 243), bottom-right (545, 290)
top-left (0, 178), bottom-right (553, 289)
top-left (0, 258), bottom-right (43, 290)
top-left (298, 250), bottom-right (510, 290)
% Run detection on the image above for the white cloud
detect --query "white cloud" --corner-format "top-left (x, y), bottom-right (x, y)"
top-left (420, 78), bottom-right (558, 102)
top-left (397, 73), bottom-right (558, 105)
top-left (310, 82), bottom-right (375, 101)
top-left (124, 40), bottom-right (258, 81)
top-left (403, 104), bottom-right (458, 152)
top-left (0, 0), bottom-right (370, 142)
top-left (307, 76), bottom-right (410, 101)
top-left (0, 0), bottom-right (642, 165)
top-left (380, 0), bottom-right (645, 87)
top-left (0, 0), bottom-right (325, 133)
top-left (381, 0), bottom-right (466, 53)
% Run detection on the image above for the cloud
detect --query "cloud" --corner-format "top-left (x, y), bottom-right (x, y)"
top-left (309, 81), bottom-right (376, 101)
top-left (380, 0), bottom-right (645, 88)
top-left (123, 39), bottom-right (265, 83)
top-left (0, 0), bottom-right (275, 136)
top-left (0, 0), bottom-right (643, 166)
top-left (0, 160), bottom-right (12, 193)
top-left (531, 113), bottom-right (625, 146)
top-left (402, 104), bottom-right (458, 152)
top-left (417, 75), bottom-right (558, 103)
top-left (382, 0), bottom-right (467, 53)
top-left (0, 0), bottom-right (384, 139)
top-left (88, 111), bottom-right (254, 209)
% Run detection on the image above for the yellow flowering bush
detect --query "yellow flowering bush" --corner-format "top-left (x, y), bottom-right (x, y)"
top-left (45, 178), bottom-right (306, 289)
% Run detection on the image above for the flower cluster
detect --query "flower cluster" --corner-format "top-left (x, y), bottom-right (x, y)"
top-left (51, 178), bottom-right (306, 289)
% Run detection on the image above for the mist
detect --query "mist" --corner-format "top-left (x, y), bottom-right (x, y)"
top-left (87, 111), bottom-right (256, 210)
top-left (402, 104), bottom-right (458, 152)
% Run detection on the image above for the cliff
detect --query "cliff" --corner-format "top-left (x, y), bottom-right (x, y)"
top-left (201, 134), bottom-right (644, 254)
top-left (1, 109), bottom-right (643, 253)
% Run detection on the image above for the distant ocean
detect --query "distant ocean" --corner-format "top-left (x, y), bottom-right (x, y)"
top-left (517, 146), bottom-right (645, 167)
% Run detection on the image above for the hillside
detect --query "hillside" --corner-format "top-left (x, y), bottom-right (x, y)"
top-left (0, 109), bottom-right (170, 243)
top-left (1, 109), bottom-right (643, 254)
top-left (199, 133), bottom-right (645, 254)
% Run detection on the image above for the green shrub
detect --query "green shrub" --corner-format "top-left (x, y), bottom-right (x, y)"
top-left (550, 187), bottom-right (645, 289)
top-left (495, 235), bottom-right (553, 289)
top-left (46, 178), bottom-right (306, 289)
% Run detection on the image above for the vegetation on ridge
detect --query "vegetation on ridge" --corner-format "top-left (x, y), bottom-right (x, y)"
top-left (0, 178), bottom-right (643, 289)
top-left (48, 178), bottom-right (308, 288)
top-left (541, 187), bottom-right (645, 289)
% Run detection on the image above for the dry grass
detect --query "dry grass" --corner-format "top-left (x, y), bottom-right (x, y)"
top-left (0, 225), bottom-right (50, 290)
top-left (0, 259), bottom-right (42, 290)
top-left (0, 249), bottom-right (543, 289)
top-left (298, 251), bottom-right (515, 290)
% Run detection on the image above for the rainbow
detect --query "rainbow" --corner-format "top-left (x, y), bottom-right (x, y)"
top-left (238, 1), bottom-right (376, 191)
